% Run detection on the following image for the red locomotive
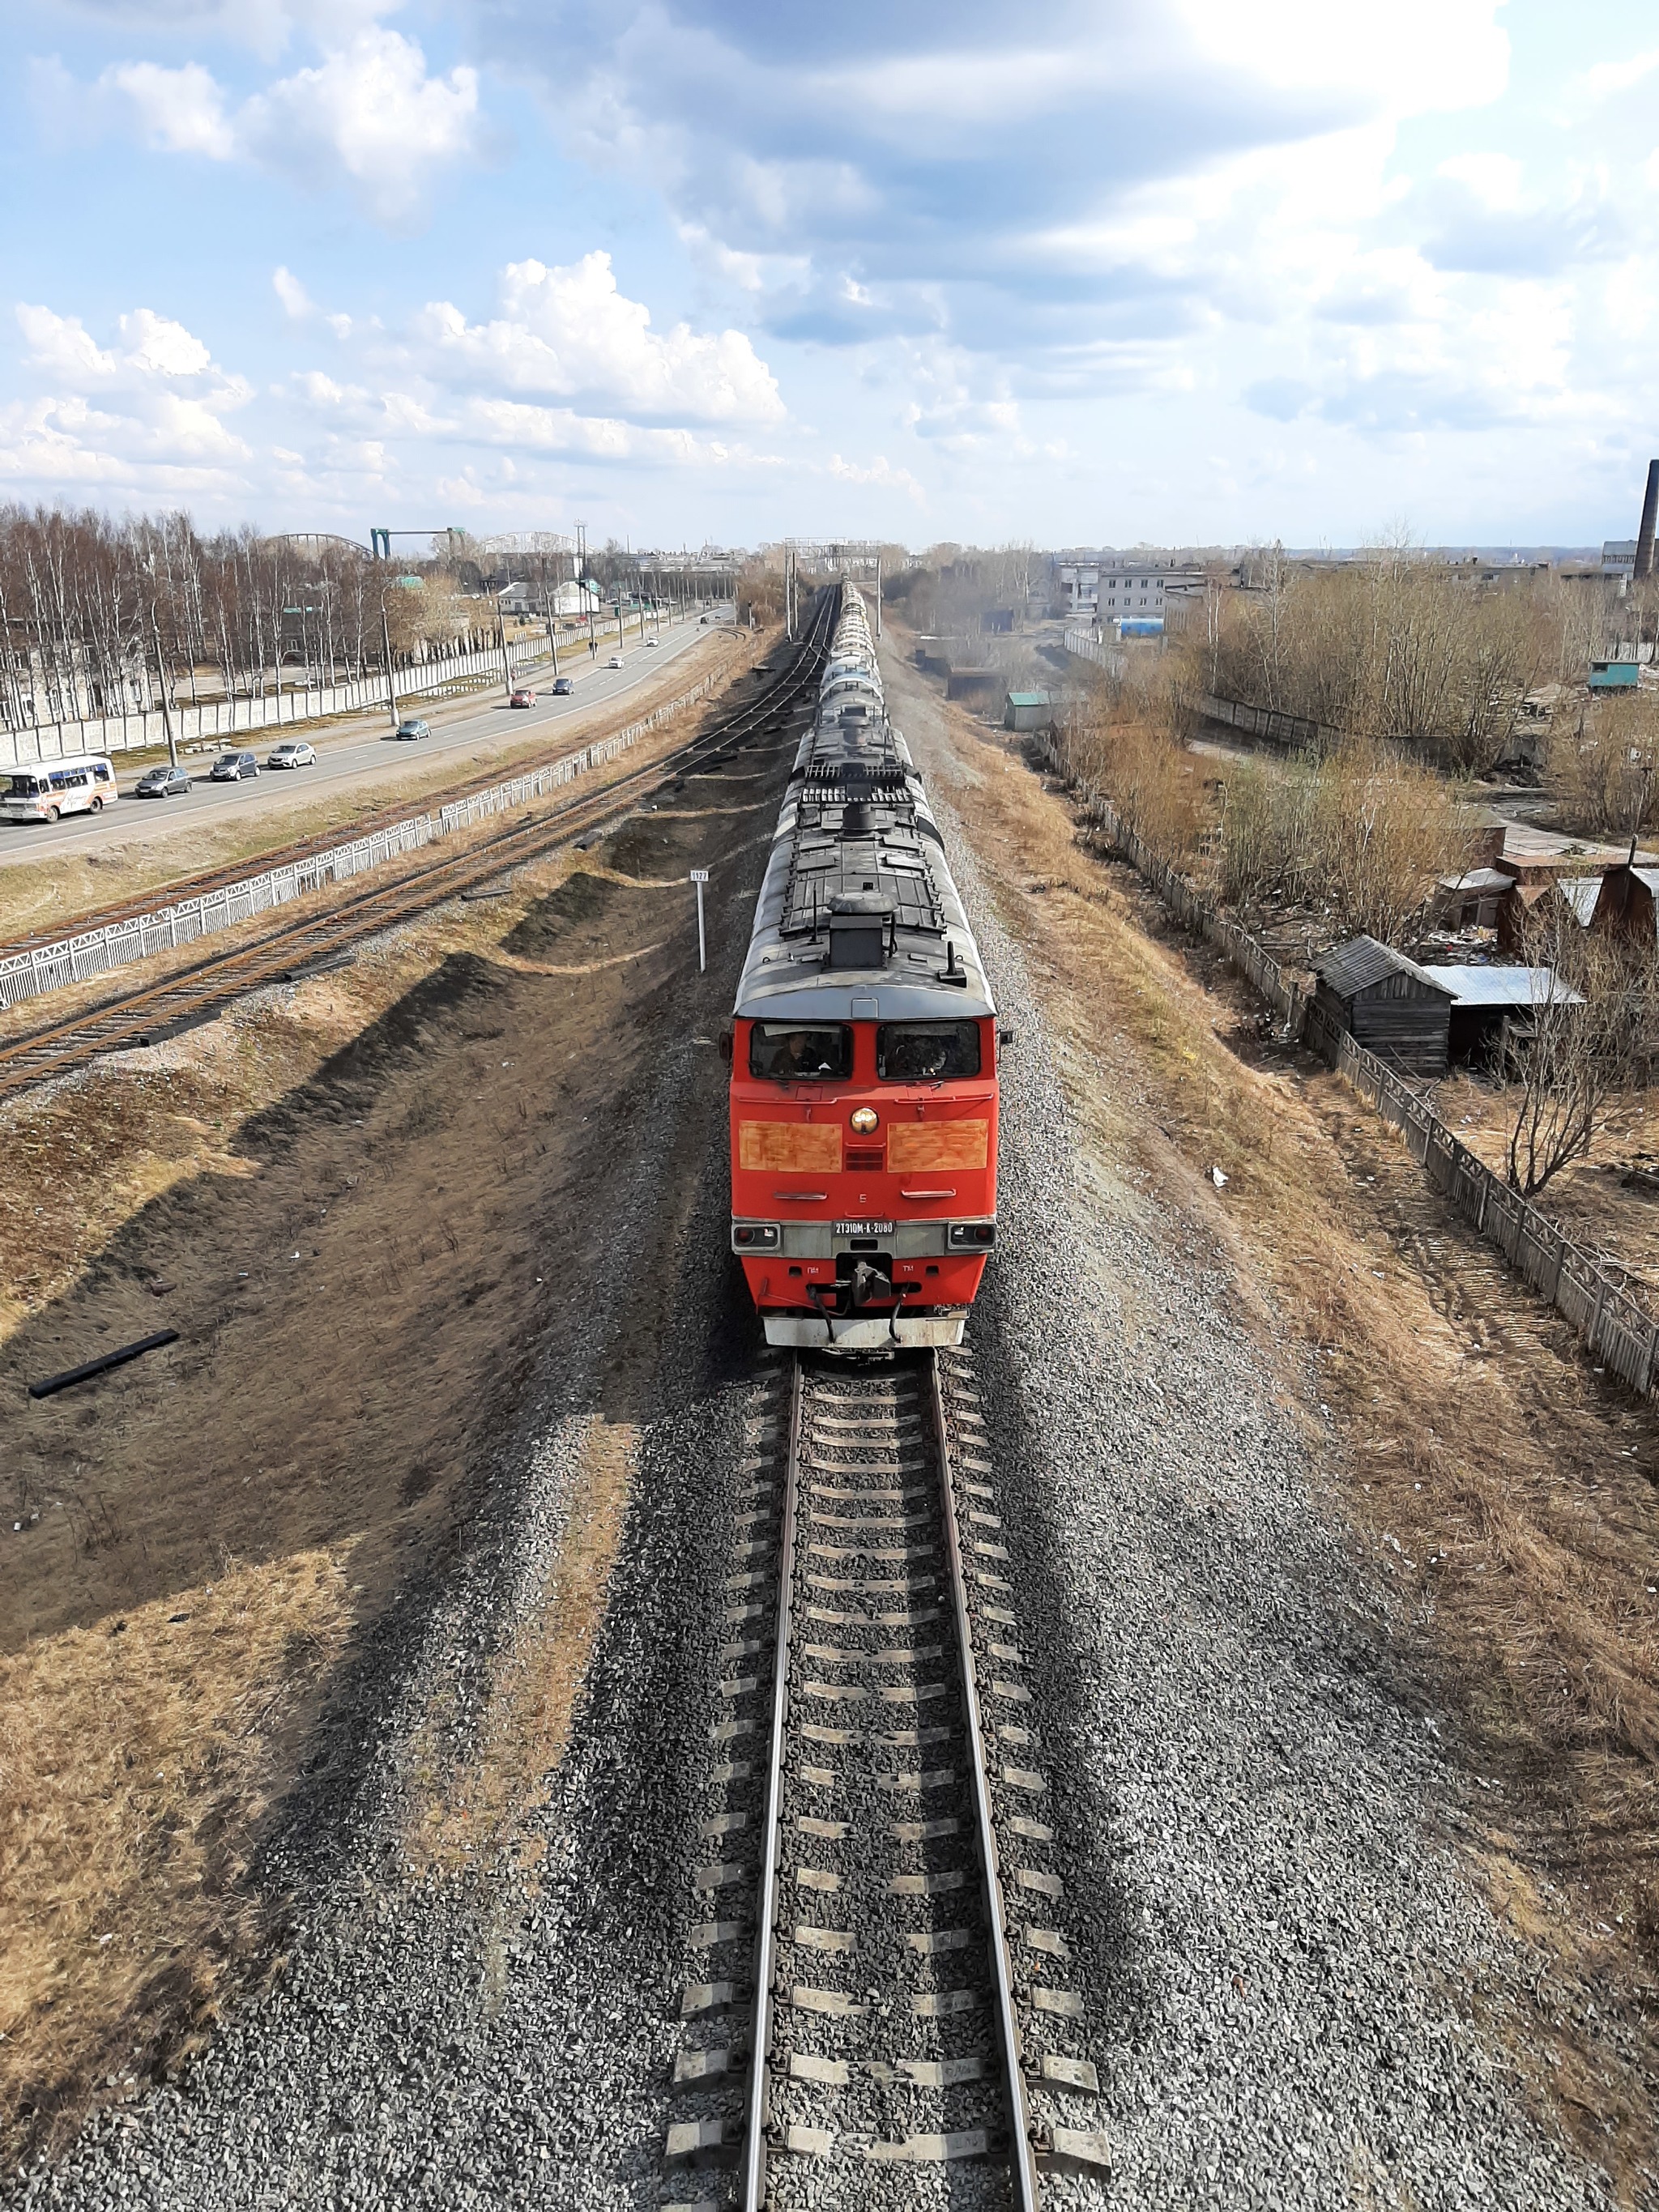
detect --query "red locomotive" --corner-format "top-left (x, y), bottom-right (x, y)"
top-left (727, 586), bottom-right (998, 1349)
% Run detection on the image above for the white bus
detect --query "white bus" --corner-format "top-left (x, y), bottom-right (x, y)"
top-left (2, 755), bottom-right (119, 824)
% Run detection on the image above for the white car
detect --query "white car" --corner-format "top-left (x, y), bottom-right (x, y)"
top-left (267, 741), bottom-right (317, 769)
top-left (607, 654), bottom-right (625, 669)
top-left (644, 636), bottom-right (659, 648)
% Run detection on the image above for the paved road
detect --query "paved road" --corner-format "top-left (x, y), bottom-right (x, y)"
top-left (0, 612), bottom-right (734, 872)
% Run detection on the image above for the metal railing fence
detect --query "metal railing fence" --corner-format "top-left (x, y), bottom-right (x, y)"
top-left (1035, 730), bottom-right (1659, 1397)
top-left (0, 663), bottom-right (729, 1017)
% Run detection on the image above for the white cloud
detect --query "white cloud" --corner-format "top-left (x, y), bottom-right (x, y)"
top-left (103, 59), bottom-right (234, 156)
top-left (413, 252), bottom-right (785, 424)
top-left (828, 453), bottom-right (924, 500)
top-left (1436, 151), bottom-right (1524, 209)
top-left (57, 23), bottom-right (491, 228)
top-left (273, 266), bottom-right (314, 318)
top-left (2, 303), bottom-right (253, 497)
top-left (70, 0), bottom-right (403, 62)
top-left (1567, 48), bottom-right (1659, 110)
top-left (239, 28), bottom-right (491, 226)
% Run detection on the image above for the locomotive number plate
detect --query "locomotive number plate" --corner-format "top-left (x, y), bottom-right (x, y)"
top-left (834, 1219), bottom-right (893, 1236)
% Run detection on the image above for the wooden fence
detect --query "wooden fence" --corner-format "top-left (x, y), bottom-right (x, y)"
top-left (1035, 731), bottom-right (1659, 1396)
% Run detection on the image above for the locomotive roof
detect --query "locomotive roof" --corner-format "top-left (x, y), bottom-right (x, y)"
top-left (733, 591), bottom-right (994, 1024)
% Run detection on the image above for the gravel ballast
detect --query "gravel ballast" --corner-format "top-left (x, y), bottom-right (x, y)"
top-left (892, 654), bottom-right (1616, 2210)
top-left (5, 641), bottom-right (1623, 2210)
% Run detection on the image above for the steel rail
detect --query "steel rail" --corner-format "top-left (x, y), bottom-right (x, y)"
top-left (928, 1349), bottom-right (1042, 2210)
top-left (740, 1351), bottom-right (804, 2212)
top-left (0, 595), bottom-right (834, 1103)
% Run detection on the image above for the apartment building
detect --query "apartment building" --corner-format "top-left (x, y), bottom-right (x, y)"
top-left (1056, 553), bottom-right (1205, 622)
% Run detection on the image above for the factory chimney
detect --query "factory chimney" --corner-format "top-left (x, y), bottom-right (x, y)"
top-left (1635, 458), bottom-right (1659, 582)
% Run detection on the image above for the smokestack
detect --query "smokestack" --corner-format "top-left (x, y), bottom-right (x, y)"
top-left (1636, 458), bottom-right (1659, 582)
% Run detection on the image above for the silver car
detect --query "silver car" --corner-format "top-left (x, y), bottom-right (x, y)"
top-left (267, 741), bottom-right (316, 769)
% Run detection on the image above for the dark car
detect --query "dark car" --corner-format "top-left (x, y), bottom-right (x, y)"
top-left (134, 765), bottom-right (191, 799)
top-left (551, 676), bottom-right (574, 696)
top-left (509, 688), bottom-right (535, 708)
top-left (390, 718), bottom-right (430, 743)
top-left (210, 751), bottom-right (259, 782)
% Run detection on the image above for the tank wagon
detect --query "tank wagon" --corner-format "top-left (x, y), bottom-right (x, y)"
top-left (727, 585), bottom-right (999, 1349)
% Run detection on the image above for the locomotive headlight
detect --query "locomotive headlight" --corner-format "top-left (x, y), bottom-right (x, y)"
top-left (948, 1221), bottom-right (996, 1250)
top-left (850, 1107), bottom-right (880, 1135)
top-left (732, 1222), bottom-right (781, 1251)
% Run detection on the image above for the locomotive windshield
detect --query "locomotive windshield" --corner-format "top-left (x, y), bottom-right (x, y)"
top-left (876, 1021), bottom-right (981, 1081)
top-left (749, 1022), bottom-right (853, 1080)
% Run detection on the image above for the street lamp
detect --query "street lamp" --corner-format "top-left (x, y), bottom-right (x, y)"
top-left (540, 584), bottom-right (560, 681)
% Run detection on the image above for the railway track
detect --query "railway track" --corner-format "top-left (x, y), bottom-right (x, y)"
top-left (671, 1348), bottom-right (1108, 2207)
top-left (0, 600), bottom-right (832, 1106)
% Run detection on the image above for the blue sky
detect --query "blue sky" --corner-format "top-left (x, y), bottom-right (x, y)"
top-left (2, 0), bottom-right (1657, 548)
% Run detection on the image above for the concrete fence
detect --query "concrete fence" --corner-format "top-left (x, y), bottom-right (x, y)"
top-left (1189, 691), bottom-right (1343, 754)
top-left (2, 633), bottom-right (566, 768)
top-left (0, 658), bottom-right (731, 1020)
top-left (1061, 629), bottom-right (1126, 678)
top-left (1035, 731), bottom-right (1659, 1398)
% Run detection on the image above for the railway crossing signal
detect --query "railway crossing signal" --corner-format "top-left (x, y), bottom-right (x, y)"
top-left (690, 868), bottom-right (709, 972)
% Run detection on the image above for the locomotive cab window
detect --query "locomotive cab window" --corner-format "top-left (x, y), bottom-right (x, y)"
top-left (749, 1023), bottom-right (853, 1080)
top-left (876, 1021), bottom-right (981, 1081)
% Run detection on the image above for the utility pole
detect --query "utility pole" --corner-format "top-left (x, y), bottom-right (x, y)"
top-left (542, 586), bottom-right (559, 680)
top-left (875, 552), bottom-right (882, 639)
top-left (380, 597), bottom-right (399, 729)
top-left (495, 593), bottom-right (514, 698)
top-left (149, 603), bottom-right (178, 767)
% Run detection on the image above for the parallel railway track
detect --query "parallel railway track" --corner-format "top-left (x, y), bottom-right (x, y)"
top-left (672, 1349), bottom-right (1108, 2206)
top-left (0, 600), bottom-right (833, 1106)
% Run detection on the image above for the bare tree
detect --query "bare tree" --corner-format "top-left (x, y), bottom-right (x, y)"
top-left (1503, 910), bottom-right (1641, 1197)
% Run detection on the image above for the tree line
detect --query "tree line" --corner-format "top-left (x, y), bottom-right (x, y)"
top-left (0, 505), bottom-right (510, 738)
top-left (1205, 544), bottom-right (1658, 776)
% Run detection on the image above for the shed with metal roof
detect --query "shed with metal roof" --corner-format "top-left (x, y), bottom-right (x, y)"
top-left (1002, 690), bottom-right (1054, 733)
top-left (1416, 964), bottom-right (1584, 1062)
top-left (1312, 937), bottom-right (1455, 1075)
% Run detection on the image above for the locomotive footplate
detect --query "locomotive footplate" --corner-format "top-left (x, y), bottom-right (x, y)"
top-left (761, 1308), bottom-right (969, 1349)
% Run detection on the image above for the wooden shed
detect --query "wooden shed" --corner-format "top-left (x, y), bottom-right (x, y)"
top-left (1589, 862), bottom-right (1659, 948)
top-left (1416, 965), bottom-right (1584, 1063)
top-left (1312, 937), bottom-right (1455, 1076)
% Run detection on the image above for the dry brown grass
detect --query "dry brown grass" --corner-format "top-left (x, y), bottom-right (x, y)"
top-left (1053, 687), bottom-right (1205, 863)
top-left (0, 1555), bottom-right (353, 2140)
top-left (887, 651), bottom-right (1659, 2199)
top-left (409, 1419), bottom-right (638, 1877)
top-left (0, 658), bottom-right (779, 2170)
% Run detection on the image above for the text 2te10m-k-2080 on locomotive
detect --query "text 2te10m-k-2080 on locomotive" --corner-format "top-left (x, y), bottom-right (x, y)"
top-left (725, 584), bottom-right (1000, 1351)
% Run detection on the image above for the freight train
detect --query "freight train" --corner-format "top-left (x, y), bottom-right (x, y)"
top-left (727, 585), bottom-right (999, 1349)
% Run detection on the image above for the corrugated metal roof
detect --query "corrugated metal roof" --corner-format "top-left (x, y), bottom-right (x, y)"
top-left (1416, 965), bottom-right (1585, 1008)
top-left (1557, 877), bottom-right (1601, 924)
top-left (1314, 936), bottom-right (1450, 999)
top-left (1438, 867), bottom-right (1513, 893)
top-left (1004, 691), bottom-right (1052, 707)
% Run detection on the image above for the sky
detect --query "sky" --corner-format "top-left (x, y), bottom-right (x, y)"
top-left (2, 0), bottom-right (1658, 550)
